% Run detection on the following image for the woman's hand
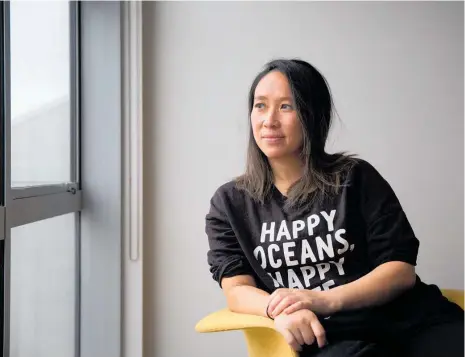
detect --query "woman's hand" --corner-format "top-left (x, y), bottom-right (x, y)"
top-left (274, 309), bottom-right (327, 352)
top-left (267, 288), bottom-right (341, 318)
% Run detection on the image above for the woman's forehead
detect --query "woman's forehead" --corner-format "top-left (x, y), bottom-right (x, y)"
top-left (254, 71), bottom-right (291, 98)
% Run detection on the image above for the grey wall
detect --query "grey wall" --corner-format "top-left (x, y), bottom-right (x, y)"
top-left (143, 2), bottom-right (464, 357)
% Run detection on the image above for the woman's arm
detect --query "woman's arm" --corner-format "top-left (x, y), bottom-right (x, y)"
top-left (221, 275), bottom-right (271, 317)
top-left (269, 261), bottom-right (416, 318)
top-left (341, 161), bottom-right (419, 310)
top-left (206, 190), bottom-right (272, 316)
top-left (222, 275), bottom-right (329, 351)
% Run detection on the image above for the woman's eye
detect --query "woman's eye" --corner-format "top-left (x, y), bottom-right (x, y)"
top-left (254, 103), bottom-right (265, 109)
top-left (281, 104), bottom-right (293, 110)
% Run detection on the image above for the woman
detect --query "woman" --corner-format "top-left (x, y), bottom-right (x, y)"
top-left (205, 59), bottom-right (463, 357)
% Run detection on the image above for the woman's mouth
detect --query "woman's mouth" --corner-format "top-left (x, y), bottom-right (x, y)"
top-left (262, 135), bottom-right (284, 143)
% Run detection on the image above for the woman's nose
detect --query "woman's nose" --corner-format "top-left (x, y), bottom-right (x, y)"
top-left (263, 110), bottom-right (279, 128)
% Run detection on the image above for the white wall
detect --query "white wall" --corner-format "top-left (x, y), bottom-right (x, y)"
top-left (143, 2), bottom-right (463, 357)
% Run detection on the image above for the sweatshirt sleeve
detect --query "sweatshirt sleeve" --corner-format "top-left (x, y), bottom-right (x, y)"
top-left (357, 161), bottom-right (420, 268)
top-left (205, 187), bottom-right (253, 287)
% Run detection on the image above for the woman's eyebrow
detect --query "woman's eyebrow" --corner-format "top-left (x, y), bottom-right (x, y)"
top-left (254, 96), bottom-right (292, 101)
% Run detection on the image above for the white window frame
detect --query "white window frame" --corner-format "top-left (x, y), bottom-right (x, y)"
top-left (1, 2), bottom-right (82, 357)
top-left (1, 2), bottom-right (144, 357)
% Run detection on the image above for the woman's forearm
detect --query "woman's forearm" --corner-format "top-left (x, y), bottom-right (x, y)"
top-left (221, 275), bottom-right (271, 317)
top-left (226, 285), bottom-right (271, 317)
top-left (326, 261), bottom-right (417, 313)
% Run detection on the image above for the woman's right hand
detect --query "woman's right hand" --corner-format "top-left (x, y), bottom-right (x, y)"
top-left (274, 309), bottom-right (327, 352)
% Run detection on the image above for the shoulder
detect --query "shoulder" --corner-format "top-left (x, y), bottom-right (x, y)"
top-left (347, 158), bottom-right (387, 183)
top-left (209, 179), bottom-right (249, 208)
top-left (346, 158), bottom-right (399, 203)
top-left (211, 179), bottom-right (239, 198)
top-left (207, 179), bottom-right (255, 220)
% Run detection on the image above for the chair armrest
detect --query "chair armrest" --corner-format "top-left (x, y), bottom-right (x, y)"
top-left (195, 309), bottom-right (298, 357)
top-left (195, 308), bottom-right (275, 333)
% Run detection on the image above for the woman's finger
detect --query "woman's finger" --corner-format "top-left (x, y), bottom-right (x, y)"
top-left (267, 291), bottom-right (286, 314)
top-left (281, 328), bottom-right (301, 352)
top-left (309, 316), bottom-right (327, 348)
top-left (289, 328), bottom-right (304, 352)
top-left (300, 322), bottom-right (316, 346)
top-left (282, 300), bottom-right (305, 315)
top-left (291, 325), bottom-right (305, 346)
top-left (271, 295), bottom-right (294, 317)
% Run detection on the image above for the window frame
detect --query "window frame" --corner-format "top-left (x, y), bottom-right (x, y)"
top-left (79, 3), bottom-right (123, 356)
top-left (1, 2), bottom-right (128, 357)
top-left (1, 2), bottom-right (83, 357)
top-left (11, 183), bottom-right (78, 200)
top-left (0, 0), bottom-right (5, 208)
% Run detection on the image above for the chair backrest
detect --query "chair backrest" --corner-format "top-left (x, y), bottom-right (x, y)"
top-left (441, 289), bottom-right (464, 309)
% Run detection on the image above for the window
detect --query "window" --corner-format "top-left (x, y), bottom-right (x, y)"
top-left (10, 214), bottom-right (77, 357)
top-left (1, 2), bottom-right (81, 356)
top-left (10, 1), bottom-right (72, 187)
top-left (2, 3), bottom-right (125, 356)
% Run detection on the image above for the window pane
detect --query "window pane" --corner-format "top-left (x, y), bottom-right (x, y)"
top-left (11, 213), bottom-right (76, 357)
top-left (10, 1), bottom-right (71, 187)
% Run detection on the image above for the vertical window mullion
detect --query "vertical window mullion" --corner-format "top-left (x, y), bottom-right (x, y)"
top-left (0, 2), bottom-right (4, 207)
top-left (2, 0), bottom-right (10, 204)
top-left (1, 1), bottom-right (11, 356)
top-left (70, 2), bottom-right (80, 187)
top-left (69, 4), bottom-right (81, 357)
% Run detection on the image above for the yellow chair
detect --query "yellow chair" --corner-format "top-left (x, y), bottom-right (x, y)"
top-left (195, 289), bottom-right (464, 357)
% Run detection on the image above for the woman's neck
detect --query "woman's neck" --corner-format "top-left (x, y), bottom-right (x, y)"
top-left (269, 156), bottom-right (303, 195)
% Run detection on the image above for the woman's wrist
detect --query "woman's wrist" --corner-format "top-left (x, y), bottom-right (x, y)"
top-left (318, 289), bottom-right (344, 315)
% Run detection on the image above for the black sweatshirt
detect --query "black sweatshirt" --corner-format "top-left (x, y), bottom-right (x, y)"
top-left (205, 159), bottom-right (461, 340)
top-left (206, 159), bottom-right (419, 290)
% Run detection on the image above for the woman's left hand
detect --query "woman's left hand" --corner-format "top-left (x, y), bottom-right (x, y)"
top-left (267, 288), bottom-right (341, 319)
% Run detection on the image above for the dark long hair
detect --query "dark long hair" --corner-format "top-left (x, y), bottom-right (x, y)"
top-left (236, 59), bottom-right (357, 208)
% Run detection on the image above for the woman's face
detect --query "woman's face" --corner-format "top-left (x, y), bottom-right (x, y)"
top-left (251, 71), bottom-right (303, 160)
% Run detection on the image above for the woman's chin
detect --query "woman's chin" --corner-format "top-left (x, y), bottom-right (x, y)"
top-left (262, 149), bottom-right (291, 160)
